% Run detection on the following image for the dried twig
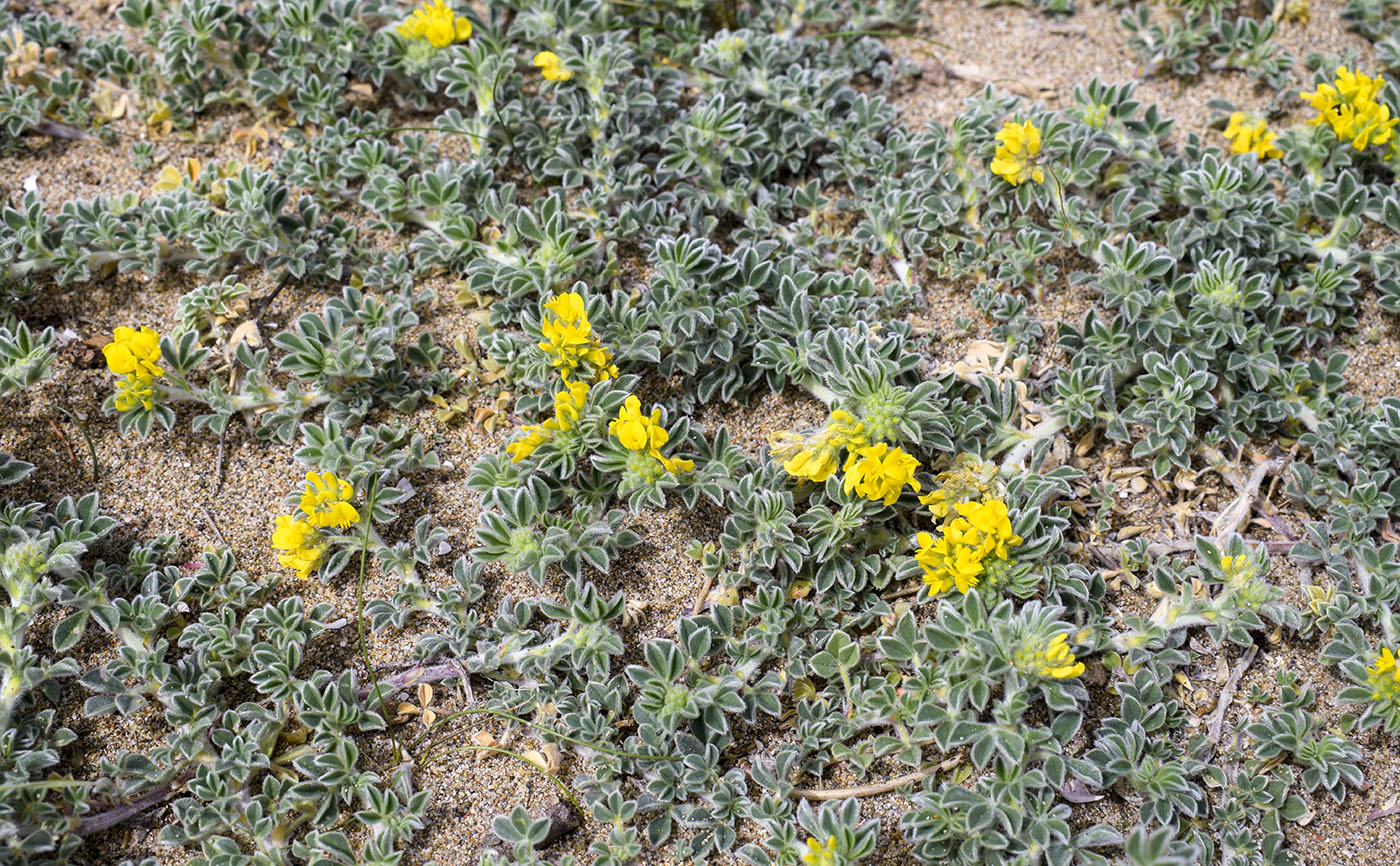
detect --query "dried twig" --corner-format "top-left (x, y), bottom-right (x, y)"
top-left (31, 119), bottom-right (88, 141)
top-left (74, 770), bottom-right (194, 836)
top-left (357, 661), bottom-right (469, 701)
top-left (1196, 644), bottom-right (1259, 763)
top-left (46, 417), bottom-right (76, 464)
top-left (1210, 459), bottom-right (1281, 540)
top-left (1367, 803), bottom-right (1400, 822)
top-left (790, 765), bottom-right (940, 800)
top-left (691, 572), bottom-right (713, 617)
top-left (214, 423), bottom-right (228, 492)
top-left (199, 505), bottom-right (228, 549)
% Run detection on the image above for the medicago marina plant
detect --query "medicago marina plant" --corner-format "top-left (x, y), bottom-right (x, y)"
top-left (2, 0), bottom-right (1400, 865)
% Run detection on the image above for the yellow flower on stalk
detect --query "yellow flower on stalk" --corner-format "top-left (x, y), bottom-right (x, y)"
top-left (1368, 648), bottom-right (1400, 701)
top-left (774, 410), bottom-right (867, 483)
top-left (103, 326), bottom-right (164, 413)
top-left (298, 472), bottom-right (360, 529)
top-left (610, 395), bottom-right (668, 452)
top-left (272, 515), bottom-right (325, 580)
top-left (1301, 66), bottom-right (1399, 151)
top-left (608, 394), bottom-right (693, 475)
top-left (533, 51), bottom-right (572, 82)
top-left (915, 497), bottom-right (1022, 595)
top-left (1223, 112), bottom-right (1283, 160)
top-left (506, 380), bottom-right (591, 462)
top-left (102, 326), bottom-right (163, 379)
top-left (1014, 632), bottom-right (1085, 679)
top-left (801, 835), bottom-right (838, 866)
top-left (538, 291), bottom-right (618, 383)
top-left (990, 119), bottom-right (1044, 186)
top-left (397, 0), bottom-right (472, 48)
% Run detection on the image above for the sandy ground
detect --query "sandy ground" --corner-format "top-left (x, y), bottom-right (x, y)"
top-left (3, 0), bottom-right (1400, 863)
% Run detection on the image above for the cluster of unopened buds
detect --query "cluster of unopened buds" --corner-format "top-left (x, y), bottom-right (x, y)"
top-left (102, 326), bottom-right (163, 412)
top-left (769, 410), bottom-right (921, 505)
top-left (271, 472), bottom-right (360, 579)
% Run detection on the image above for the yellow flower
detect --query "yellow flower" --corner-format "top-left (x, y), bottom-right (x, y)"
top-left (533, 50), bottom-right (572, 82)
top-left (505, 427), bottom-right (549, 462)
top-left (990, 119), bottom-right (1044, 186)
top-left (1301, 66), bottom-right (1399, 151)
top-left (777, 410), bottom-right (867, 483)
top-left (1223, 112), bottom-right (1283, 160)
top-left (1015, 632), bottom-right (1085, 679)
top-left (607, 394), bottom-right (693, 476)
top-left (842, 442), bottom-right (920, 505)
top-left (506, 381), bottom-right (591, 462)
top-left (801, 835), bottom-right (838, 866)
top-left (298, 471), bottom-right (360, 529)
top-left (537, 292), bottom-right (618, 383)
top-left (610, 395), bottom-right (668, 452)
top-left (272, 515), bottom-right (325, 580)
top-left (956, 499), bottom-right (1022, 559)
top-left (102, 326), bottom-right (163, 379)
top-left (103, 326), bottom-right (164, 413)
top-left (918, 488), bottom-right (950, 519)
top-left (914, 496), bottom-right (1023, 595)
top-left (397, 0), bottom-right (472, 48)
top-left (1368, 648), bottom-right (1400, 701)
top-left (658, 453), bottom-right (695, 474)
top-left (916, 529), bottom-right (985, 595)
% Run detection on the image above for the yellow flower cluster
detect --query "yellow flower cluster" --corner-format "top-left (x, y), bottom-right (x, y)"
top-left (990, 119), bottom-right (1044, 186)
top-left (397, 0), bottom-right (472, 48)
top-left (801, 835), bottom-right (838, 866)
top-left (299, 471), bottom-right (361, 529)
top-left (533, 50), bottom-right (572, 82)
top-left (272, 515), bottom-right (325, 580)
top-left (538, 292), bottom-right (618, 384)
top-left (842, 442), bottom-right (921, 505)
top-left (1369, 647), bottom-right (1400, 701)
top-left (1301, 66), bottom-right (1399, 152)
top-left (609, 395), bottom-right (693, 474)
top-left (1013, 632), bottom-right (1085, 679)
top-left (102, 326), bottom-right (164, 412)
top-left (506, 380), bottom-right (590, 461)
top-left (770, 411), bottom-right (922, 505)
top-left (272, 472), bottom-right (360, 579)
top-left (1223, 112), bottom-right (1283, 160)
top-left (772, 410), bottom-right (866, 483)
top-left (914, 498), bottom-right (1022, 595)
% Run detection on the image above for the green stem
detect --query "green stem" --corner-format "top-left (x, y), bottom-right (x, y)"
top-left (59, 408), bottom-right (100, 482)
top-left (797, 376), bottom-right (839, 406)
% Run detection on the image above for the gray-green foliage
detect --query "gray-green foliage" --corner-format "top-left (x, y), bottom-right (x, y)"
top-left (3, 0), bottom-right (1400, 864)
